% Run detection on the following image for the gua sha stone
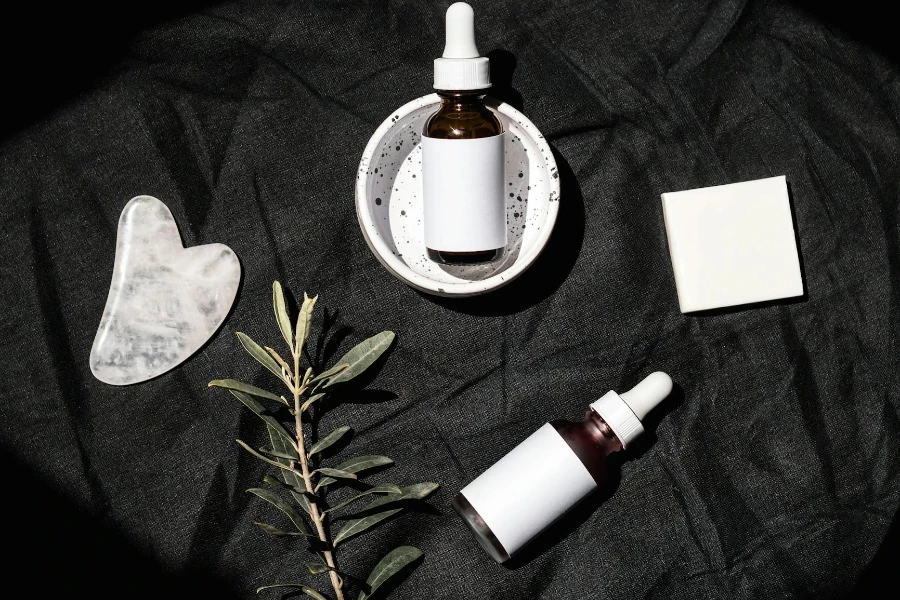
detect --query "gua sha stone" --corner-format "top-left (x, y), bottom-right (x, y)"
top-left (90, 195), bottom-right (240, 385)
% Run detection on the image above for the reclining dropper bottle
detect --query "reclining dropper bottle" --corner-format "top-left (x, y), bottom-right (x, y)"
top-left (453, 372), bottom-right (674, 562)
top-left (422, 2), bottom-right (506, 265)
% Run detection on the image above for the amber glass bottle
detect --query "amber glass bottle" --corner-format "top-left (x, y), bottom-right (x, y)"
top-left (452, 409), bottom-right (622, 563)
top-left (453, 372), bottom-right (674, 563)
top-left (422, 2), bottom-right (506, 265)
top-left (423, 90), bottom-right (504, 265)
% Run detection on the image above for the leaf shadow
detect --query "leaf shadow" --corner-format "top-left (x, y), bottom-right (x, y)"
top-left (186, 418), bottom-right (259, 569)
top-left (332, 390), bottom-right (399, 406)
top-left (314, 307), bottom-right (354, 371)
top-left (308, 343), bottom-right (398, 440)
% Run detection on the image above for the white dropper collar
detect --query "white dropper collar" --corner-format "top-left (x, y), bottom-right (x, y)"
top-left (434, 2), bottom-right (491, 90)
top-left (590, 372), bottom-right (673, 448)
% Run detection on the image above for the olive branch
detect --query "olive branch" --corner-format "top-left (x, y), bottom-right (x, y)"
top-left (209, 281), bottom-right (438, 600)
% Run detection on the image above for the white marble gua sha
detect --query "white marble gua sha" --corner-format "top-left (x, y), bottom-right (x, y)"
top-left (90, 196), bottom-right (241, 385)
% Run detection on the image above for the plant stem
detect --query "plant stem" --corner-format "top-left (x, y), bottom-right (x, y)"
top-left (293, 349), bottom-right (345, 600)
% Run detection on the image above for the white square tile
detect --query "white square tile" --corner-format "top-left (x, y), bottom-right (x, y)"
top-left (661, 176), bottom-right (803, 313)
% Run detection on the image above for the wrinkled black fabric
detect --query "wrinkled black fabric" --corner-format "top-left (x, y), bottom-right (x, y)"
top-left (1, 1), bottom-right (898, 598)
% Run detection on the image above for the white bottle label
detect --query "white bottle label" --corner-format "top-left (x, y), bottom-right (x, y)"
top-left (460, 423), bottom-right (597, 557)
top-left (421, 134), bottom-right (506, 252)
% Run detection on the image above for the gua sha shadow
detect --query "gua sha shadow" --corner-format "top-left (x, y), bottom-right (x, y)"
top-left (90, 195), bottom-right (240, 385)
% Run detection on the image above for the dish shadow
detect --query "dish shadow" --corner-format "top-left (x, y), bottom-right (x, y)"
top-left (424, 146), bottom-right (585, 315)
top-left (502, 384), bottom-right (684, 568)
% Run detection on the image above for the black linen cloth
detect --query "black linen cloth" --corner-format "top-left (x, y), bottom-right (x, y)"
top-left (1, 1), bottom-right (898, 598)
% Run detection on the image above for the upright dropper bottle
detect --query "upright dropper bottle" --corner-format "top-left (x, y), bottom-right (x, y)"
top-left (453, 372), bottom-right (674, 562)
top-left (422, 2), bottom-right (506, 265)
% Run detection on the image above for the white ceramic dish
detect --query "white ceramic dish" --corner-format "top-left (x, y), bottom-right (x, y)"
top-left (356, 93), bottom-right (559, 297)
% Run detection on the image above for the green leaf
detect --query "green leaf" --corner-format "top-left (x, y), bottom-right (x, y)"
top-left (229, 390), bottom-right (295, 450)
top-left (338, 483), bottom-right (439, 520)
top-left (272, 281), bottom-right (293, 350)
top-left (308, 425), bottom-right (352, 457)
top-left (256, 584), bottom-right (328, 600)
top-left (303, 366), bottom-right (314, 386)
top-left (323, 485), bottom-right (402, 515)
top-left (314, 468), bottom-right (358, 481)
top-left (301, 393), bottom-right (326, 413)
top-left (309, 363), bottom-right (349, 389)
top-left (257, 447), bottom-right (299, 461)
top-left (317, 455), bottom-right (394, 488)
top-left (358, 546), bottom-right (424, 600)
top-left (266, 428), bottom-right (303, 489)
top-left (333, 508), bottom-right (402, 547)
top-left (237, 440), bottom-right (302, 477)
top-left (265, 346), bottom-right (292, 378)
top-left (208, 379), bottom-right (286, 405)
top-left (265, 428), bottom-right (315, 517)
top-left (306, 562), bottom-right (332, 575)
top-left (262, 474), bottom-right (316, 504)
top-left (324, 332), bottom-right (395, 388)
top-left (263, 474), bottom-right (299, 491)
top-left (291, 490), bottom-right (314, 516)
top-left (247, 487), bottom-right (313, 536)
top-left (294, 293), bottom-right (318, 355)
top-left (237, 332), bottom-right (286, 382)
top-left (254, 522), bottom-right (306, 537)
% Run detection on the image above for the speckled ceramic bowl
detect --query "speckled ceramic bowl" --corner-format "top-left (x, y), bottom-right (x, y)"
top-left (356, 93), bottom-right (559, 297)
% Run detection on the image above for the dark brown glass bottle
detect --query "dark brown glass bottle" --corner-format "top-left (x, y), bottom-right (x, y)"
top-left (452, 372), bottom-right (673, 563)
top-left (452, 410), bottom-right (622, 563)
top-left (423, 90), bottom-right (505, 265)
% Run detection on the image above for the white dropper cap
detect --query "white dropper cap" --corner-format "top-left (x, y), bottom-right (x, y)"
top-left (434, 2), bottom-right (491, 90)
top-left (590, 372), bottom-right (673, 448)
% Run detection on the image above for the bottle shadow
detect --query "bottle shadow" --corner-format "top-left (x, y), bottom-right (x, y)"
top-left (502, 384), bottom-right (685, 569)
top-left (486, 49), bottom-right (524, 112)
top-left (422, 146), bottom-right (585, 316)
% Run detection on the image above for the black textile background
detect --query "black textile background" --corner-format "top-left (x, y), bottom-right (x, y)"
top-left (1, 1), bottom-right (899, 598)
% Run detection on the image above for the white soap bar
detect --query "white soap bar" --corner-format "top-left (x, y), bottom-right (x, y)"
top-left (661, 175), bottom-right (803, 313)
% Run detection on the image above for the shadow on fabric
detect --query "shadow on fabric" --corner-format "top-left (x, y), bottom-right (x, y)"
top-left (855, 502), bottom-right (900, 593)
top-left (791, 1), bottom-right (900, 66)
top-left (0, 2), bottom-right (218, 140)
top-left (486, 49), bottom-right (524, 113)
top-left (0, 446), bottom-right (241, 599)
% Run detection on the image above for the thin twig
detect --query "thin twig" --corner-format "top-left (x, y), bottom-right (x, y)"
top-left (292, 342), bottom-right (345, 600)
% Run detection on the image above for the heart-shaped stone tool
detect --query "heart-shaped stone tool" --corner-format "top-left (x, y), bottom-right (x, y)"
top-left (90, 195), bottom-right (241, 385)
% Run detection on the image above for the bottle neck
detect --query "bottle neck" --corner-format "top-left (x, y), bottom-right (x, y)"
top-left (436, 90), bottom-right (487, 107)
top-left (584, 409), bottom-right (625, 454)
top-left (550, 411), bottom-right (623, 485)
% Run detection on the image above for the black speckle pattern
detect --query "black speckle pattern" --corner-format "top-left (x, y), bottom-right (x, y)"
top-left (361, 97), bottom-right (559, 287)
